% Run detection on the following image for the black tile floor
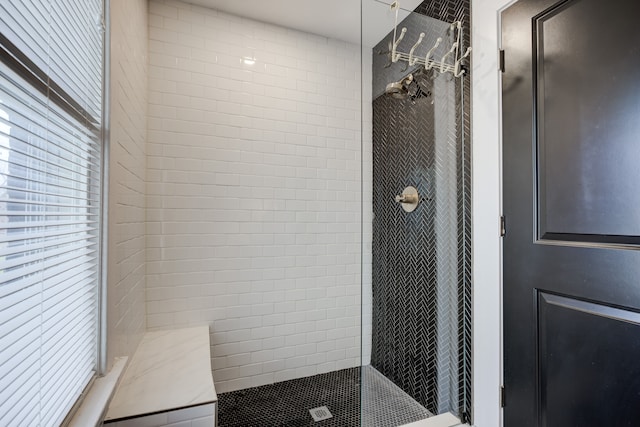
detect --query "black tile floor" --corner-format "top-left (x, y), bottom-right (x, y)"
top-left (218, 366), bottom-right (432, 427)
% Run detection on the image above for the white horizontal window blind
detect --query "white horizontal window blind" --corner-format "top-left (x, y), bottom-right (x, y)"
top-left (0, 1), bottom-right (104, 426)
top-left (1, 0), bottom-right (103, 122)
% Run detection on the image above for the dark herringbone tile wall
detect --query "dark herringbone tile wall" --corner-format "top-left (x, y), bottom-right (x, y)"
top-left (414, 0), bottom-right (473, 421)
top-left (372, 88), bottom-right (439, 412)
top-left (370, 0), bottom-right (471, 423)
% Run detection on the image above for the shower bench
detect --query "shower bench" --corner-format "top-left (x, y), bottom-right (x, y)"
top-left (103, 325), bottom-right (217, 427)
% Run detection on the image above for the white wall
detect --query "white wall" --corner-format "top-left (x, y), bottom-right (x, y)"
top-left (146, 0), bottom-right (368, 393)
top-left (106, 0), bottom-right (148, 368)
top-left (471, 0), bottom-right (513, 425)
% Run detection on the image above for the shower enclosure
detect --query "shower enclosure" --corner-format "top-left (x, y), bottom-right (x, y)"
top-left (360, 1), bottom-right (471, 425)
top-left (174, 0), bottom-right (474, 425)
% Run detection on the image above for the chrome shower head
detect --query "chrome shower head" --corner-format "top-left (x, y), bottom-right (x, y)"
top-left (385, 82), bottom-right (408, 99)
top-left (385, 74), bottom-right (414, 99)
top-left (384, 71), bottom-right (432, 102)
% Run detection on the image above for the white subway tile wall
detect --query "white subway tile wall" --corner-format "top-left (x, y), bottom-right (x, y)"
top-left (147, 0), bottom-right (372, 392)
top-left (107, 0), bottom-right (148, 366)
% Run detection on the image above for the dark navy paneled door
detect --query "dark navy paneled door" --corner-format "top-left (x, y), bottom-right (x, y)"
top-left (502, 0), bottom-right (640, 425)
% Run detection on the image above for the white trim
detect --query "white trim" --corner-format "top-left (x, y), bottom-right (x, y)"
top-left (470, 0), bottom-right (517, 425)
top-left (98, 0), bottom-right (111, 376)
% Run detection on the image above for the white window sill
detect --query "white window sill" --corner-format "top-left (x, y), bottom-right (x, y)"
top-left (67, 357), bottom-right (128, 427)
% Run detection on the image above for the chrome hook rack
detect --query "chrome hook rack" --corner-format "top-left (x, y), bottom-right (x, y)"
top-left (389, 1), bottom-right (471, 78)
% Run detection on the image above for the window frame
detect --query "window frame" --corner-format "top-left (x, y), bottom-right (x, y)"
top-left (0, 0), bottom-right (109, 423)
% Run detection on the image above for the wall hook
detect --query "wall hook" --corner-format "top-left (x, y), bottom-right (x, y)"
top-left (392, 27), bottom-right (407, 62)
top-left (440, 41), bottom-right (458, 74)
top-left (424, 37), bottom-right (442, 70)
top-left (454, 47), bottom-right (472, 77)
top-left (409, 33), bottom-right (425, 66)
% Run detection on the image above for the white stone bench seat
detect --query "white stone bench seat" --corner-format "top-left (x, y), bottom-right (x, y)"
top-left (104, 326), bottom-right (217, 426)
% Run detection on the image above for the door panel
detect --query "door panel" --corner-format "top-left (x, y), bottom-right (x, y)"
top-left (535, 0), bottom-right (640, 243)
top-left (538, 293), bottom-right (640, 426)
top-left (502, 0), bottom-right (640, 425)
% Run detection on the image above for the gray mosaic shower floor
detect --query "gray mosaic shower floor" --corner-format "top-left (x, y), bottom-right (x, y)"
top-left (218, 366), bottom-right (432, 427)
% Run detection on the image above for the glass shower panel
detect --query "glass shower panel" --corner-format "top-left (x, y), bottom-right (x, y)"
top-left (361, 2), bottom-right (471, 425)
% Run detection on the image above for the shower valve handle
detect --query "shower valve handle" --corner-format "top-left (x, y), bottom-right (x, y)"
top-left (394, 186), bottom-right (420, 213)
top-left (395, 194), bottom-right (417, 204)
